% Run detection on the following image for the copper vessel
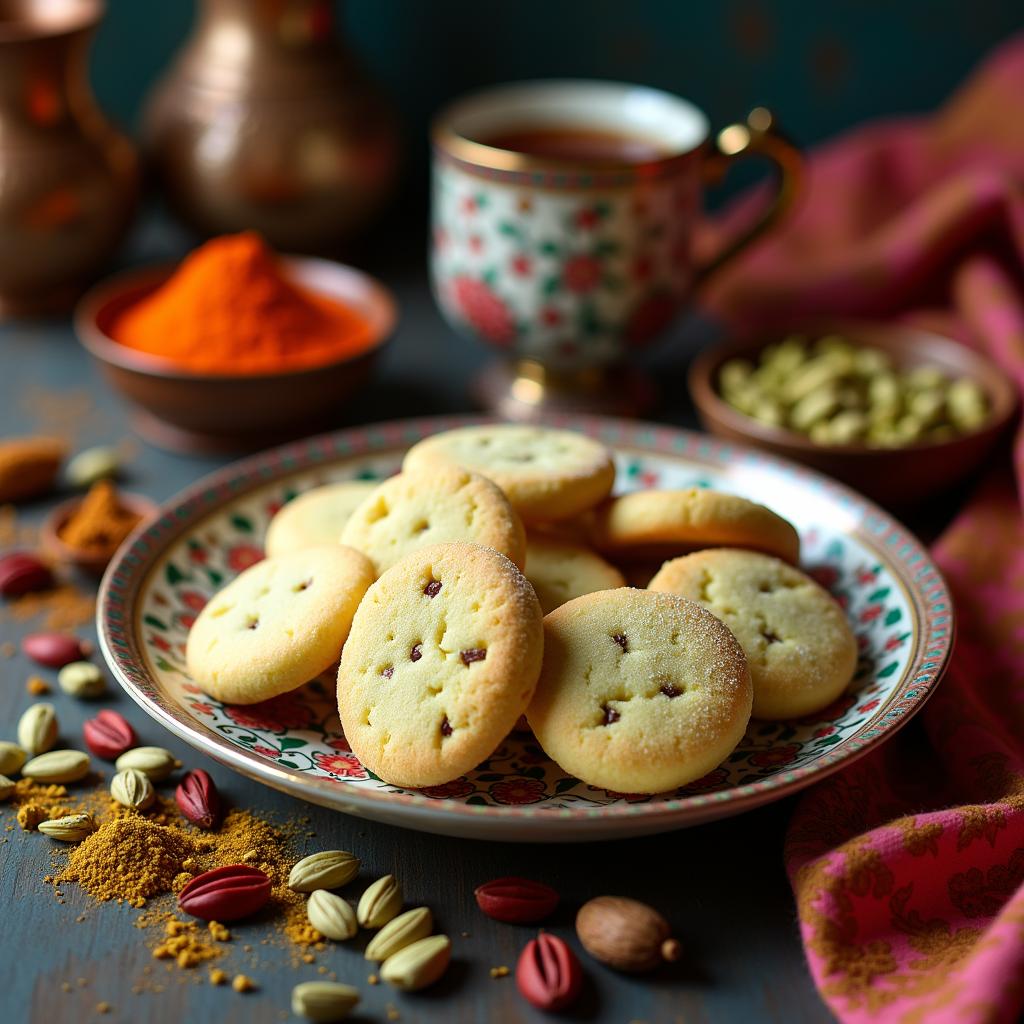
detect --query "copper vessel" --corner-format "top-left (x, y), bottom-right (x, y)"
top-left (144, 0), bottom-right (400, 253)
top-left (0, 0), bottom-right (137, 316)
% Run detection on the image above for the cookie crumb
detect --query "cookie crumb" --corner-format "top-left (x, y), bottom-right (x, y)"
top-left (95, 1002), bottom-right (111, 1014)
top-left (208, 921), bottom-right (230, 942)
top-left (231, 974), bottom-right (256, 993)
top-left (367, 973), bottom-right (379, 985)
top-left (60, 982), bottom-right (71, 993)
top-left (386, 1005), bottom-right (401, 1021)
top-left (490, 965), bottom-right (510, 979)
top-left (302, 953), bottom-right (315, 964)
top-left (209, 968), bottom-right (227, 986)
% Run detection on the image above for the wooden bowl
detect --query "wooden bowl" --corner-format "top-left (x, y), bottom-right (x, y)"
top-left (74, 257), bottom-right (397, 454)
top-left (689, 321), bottom-right (1018, 507)
top-left (42, 492), bottom-right (159, 575)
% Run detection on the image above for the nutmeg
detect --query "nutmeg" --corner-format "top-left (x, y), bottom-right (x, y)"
top-left (575, 896), bottom-right (681, 973)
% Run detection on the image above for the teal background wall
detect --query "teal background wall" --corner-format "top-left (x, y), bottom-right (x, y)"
top-left (94, 0), bottom-right (1022, 152)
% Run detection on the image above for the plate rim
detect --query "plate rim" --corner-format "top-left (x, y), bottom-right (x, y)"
top-left (97, 413), bottom-right (955, 829)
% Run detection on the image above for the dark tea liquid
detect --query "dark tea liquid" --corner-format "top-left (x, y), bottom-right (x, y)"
top-left (482, 126), bottom-right (669, 163)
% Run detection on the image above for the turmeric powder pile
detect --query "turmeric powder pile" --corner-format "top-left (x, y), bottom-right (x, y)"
top-left (61, 816), bottom-right (205, 906)
top-left (114, 232), bottom-right (375, 374)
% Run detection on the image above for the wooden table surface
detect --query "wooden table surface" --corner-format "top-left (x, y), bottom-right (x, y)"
top-left (0, 230), bottom-right (835, 1024)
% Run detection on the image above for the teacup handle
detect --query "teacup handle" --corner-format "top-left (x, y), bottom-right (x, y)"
top-left (694, 107), bottom-right (803, 284)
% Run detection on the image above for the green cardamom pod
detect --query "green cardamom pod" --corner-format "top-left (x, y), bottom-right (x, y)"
top-left (38, 813), bottom-right (96, 842)
top-left (110, 767), bottom-right (155, 810)
top-left (288, 850), bottom-right (360, 893)
top-left (357, 874), bottom-right (402, 929)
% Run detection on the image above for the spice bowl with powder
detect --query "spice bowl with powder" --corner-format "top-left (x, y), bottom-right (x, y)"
top-left (74, 233), bottom-right (397, 454)
top-left (42, 481), bottom-right (157, 574)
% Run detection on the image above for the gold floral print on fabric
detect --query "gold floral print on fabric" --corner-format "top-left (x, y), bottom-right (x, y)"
top-left (955, 803), bottom-right (1008, 851)
top-left (896, 818), bottom-right (943, 858)
top-left (948, 848), bottom-right (1024, 918)
top-left (794, 824), bottom-right (1024, 1015)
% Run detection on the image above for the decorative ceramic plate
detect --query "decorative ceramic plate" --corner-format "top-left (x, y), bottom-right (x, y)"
top-left (98, 416), bottom-right (954, 842)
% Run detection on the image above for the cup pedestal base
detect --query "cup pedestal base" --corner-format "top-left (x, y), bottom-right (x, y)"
top-left (473, 359), bottom-right (656, 421)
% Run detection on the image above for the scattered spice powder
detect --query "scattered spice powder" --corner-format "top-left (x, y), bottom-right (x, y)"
top-left (59, 480), bottom-right (141, 554)
top-left (26, 675), bottom-right (50, 695)
top-left (153, 917), bottom-right (222, 968)
top-left (113, 232), bottom-right (375, 375)
top-left (4, 580), bottom-right (95, 630)
top-left (0, 507), bottom-right (95, 629)
top-left (20, 388), bottom-right (107, 445)
top-left (17, 803), bottom-right (49, 831)
top-left (0, 504), bottom-right (35, 547)
top-left (7, 765), bottom-right (343, 1004)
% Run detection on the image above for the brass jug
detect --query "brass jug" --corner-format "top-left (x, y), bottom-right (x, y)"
top-left (144, 0), bottom-right (400, 253)
top-left (0, 0), bottom-right (137, 316)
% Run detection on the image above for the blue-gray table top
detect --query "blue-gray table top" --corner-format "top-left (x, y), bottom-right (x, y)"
top-left (0, 224), bottom-right (833, 1024)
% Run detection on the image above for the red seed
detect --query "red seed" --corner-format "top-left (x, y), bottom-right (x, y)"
top-left (176, 769), bottom-right (222, 830)
top-left (516, 932), bottom-right (583, 1012)
top-left (83, 709), bottom-right (138, 760)
top-left (178, 865), bottom-right (271, 921)
top-left (0, 552), bottom-right (53, 598)
top-left (22, 632), bottom-right (87, 668)
top-left (475, 877), bottom-right (559, 923)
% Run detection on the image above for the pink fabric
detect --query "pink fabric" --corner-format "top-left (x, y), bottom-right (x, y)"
top-left (698, 35), bottom-right (1024, 1024)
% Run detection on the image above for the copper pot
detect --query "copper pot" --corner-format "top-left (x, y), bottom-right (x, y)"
top-left (144, 0), bottom-right (400, 254)
top-left (0, 0), bottom-right (137, 316)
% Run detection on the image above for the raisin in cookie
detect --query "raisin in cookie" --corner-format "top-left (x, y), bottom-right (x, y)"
top-left (186, 545), bottom-right (375, 705)
top-left (589, 488), bottom-right (800, 564)
top-left (528, 589), bottom-right (752, 793)
top-left (265, 481), bottom-right (376, 557)
top-left (402, 424), bottom-right (615, 522)
top-left (648, 548), bottom-right (857, 719)
top-left (337, 542), bottom-right (544, 788)
top-left (340, 465), bottom-right (526, 575)
top-left (524, 535), bottom-right (626, 614)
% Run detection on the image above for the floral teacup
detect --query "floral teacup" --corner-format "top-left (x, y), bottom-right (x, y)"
top-left (430, 80), bottom-right (801, 415)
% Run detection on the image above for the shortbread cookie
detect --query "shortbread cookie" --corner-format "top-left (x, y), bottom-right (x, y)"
top-left (524, 535), bottom-right (626, 614)
top-left (337, 542), bottom-right (544, 788)
top-left (528, 589), bottom-right (752, 793)
top-left (340, 466), bottom-right (526, 575)
top-left (186, 545), bottom-right (375, 705)
top-left (589, 488), bottom-right (800, 564)
top-left (264, 481), bottom-right (376, 557)
top-left (402, 424), bottom-right (615, 522)
top-left (648, 548), bottom-right (857, 719)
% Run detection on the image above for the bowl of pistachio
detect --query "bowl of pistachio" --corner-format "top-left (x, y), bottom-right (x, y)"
top-left (689, 321), bottom-right (1018, 506)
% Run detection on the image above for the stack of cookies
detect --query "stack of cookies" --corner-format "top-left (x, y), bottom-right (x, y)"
top-left (187, 425), bottom-right (857, 796)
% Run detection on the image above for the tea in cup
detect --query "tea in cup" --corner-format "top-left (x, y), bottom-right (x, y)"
top-left (431, 80), bottom-right (801, 416)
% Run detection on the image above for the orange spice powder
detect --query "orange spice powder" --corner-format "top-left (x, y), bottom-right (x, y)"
top-left (114, 232), bottom-right (375, 374)
top-left (59, 480), bottom-right (141, 554)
